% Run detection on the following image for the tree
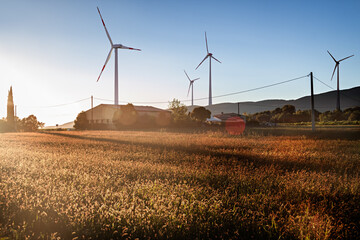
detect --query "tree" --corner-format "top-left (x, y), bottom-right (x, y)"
top-left (0, 119), bottom-right (12, 133)
top-left (168, 99), bottom-right (189, 123)
top-left (274, 112), bottom-right (293, 123)
top-left (348, 111), bottom-right (360, 121)
top-left (272, 107), bottom-right (282, 115)
top-left (190, 107), bottom-right (211, 122)
top-left (113, 103), bottom-right (138, 128)
top-left (18, 115), bottom-right (44, 132)
top-left (255, 113), bottom-right (271, 123)
top-left (332, 110), bottom-right (346, 121)
top-left (281, 105), bottom-right (296, 115)
top-left (74, 111), bottom-right (89, 130)
top-left (6, 86), bottom-right (15, 130)
top-left (293, 110), bottom-right (311, 122)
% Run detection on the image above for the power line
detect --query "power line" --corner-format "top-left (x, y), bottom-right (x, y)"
top-left (210, 74), bottom-right (310, 99)
top-left (96, 74), bottom-right (310, 104)
top-left (19, 97), bottom-right (91, 109)
top-left (94, 97), bottom-right (170, 105)
top-left (313, 75), bottom-right (360, 103)
top-left (313, 75), bottom-right (334, 90)
top-left (15, 74), bottom-right (314, 109)
top-left (94, 97), bottom-right (113, 103)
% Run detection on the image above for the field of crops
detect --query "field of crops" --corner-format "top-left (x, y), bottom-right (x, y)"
top-left (0, 129), bottom-right (359, 239)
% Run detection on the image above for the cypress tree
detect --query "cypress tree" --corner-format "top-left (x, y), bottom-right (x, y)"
top-left (7, 86), bottom-right (15, 128)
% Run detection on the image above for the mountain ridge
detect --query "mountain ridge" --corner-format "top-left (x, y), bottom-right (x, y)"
top-left (187, 86), bottom-right (360, 115)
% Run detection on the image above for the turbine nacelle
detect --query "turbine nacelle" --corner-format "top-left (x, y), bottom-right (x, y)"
top-left (327, 50), bottom-right (354, 111)
top-left (327, 50), bottom-right (354, 81)
top-left (113, 44), bottom-right (141, 51)
top-left (184, 70), bottom-right (199, 105)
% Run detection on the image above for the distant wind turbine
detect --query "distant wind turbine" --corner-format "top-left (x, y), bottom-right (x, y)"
top-left (327, 50), bottom-right (354, 111)
top-left (184, 70), bottom-right (200, 106)
top-left (195, 32), bottom-right (221, 106)
top-left (96, 7), bottom-right (141, 105)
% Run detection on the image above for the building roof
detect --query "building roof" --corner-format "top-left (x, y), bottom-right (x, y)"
top-left (90, 104), bottom-right (170, 113)
top-left (209, 113), bottom-right (246, 123)
top-left (213, 113), bottom-right (243, 121)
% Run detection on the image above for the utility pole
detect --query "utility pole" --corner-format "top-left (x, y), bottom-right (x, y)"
top-left (91, 95), bottom-right (94, 129)
top-left (310, 72), bottom-right (315, 131)
top-left (237, 102), bottom-right (240, 115)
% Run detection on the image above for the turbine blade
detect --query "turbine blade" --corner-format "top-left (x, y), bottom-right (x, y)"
top-left (195, 55), bottom-right (208, 70)
top-left (330, 64), bottom-right (338, 81)
top-left (97, 7), bottom-right (113, 46)
top-left (97, 48), bottom-right (113, 82)
top-left (120, 45), bottom-right (141, 51)
top-left (327, 50), bottom-right (336, 62)
top-left (184, 70), bottom-right (191, 81)
top-left (187, 82), bottom-right (192, 97)
top-left (193, 78), bottom-right (200, 81)
top-left (211, 55), bottom-right (221, 63)
top-left (205, 32), bottom-right (209, 54)
top-left (339, 54), bottom-right (354, 62)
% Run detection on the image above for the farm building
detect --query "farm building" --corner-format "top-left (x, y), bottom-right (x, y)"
top-left (84, 104), bottom-right (171, 129)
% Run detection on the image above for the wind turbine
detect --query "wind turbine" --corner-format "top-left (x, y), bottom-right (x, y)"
top-left (195, 32), bottom-right (221, 106)
top-left (184, 70), bottom-right (200, 106)
top-left (96, 7), bottom-right (141, 106)
top-left (327, 50), bottom-right (354, 111)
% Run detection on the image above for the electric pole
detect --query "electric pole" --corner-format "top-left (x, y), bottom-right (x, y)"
top-left (91, 95), bottom-right (94, 129)
top-left (310, 72), bottom-right (315, 131)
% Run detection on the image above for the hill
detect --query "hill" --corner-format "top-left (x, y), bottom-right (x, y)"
top-left (187, 86), bottom-right (360, 115)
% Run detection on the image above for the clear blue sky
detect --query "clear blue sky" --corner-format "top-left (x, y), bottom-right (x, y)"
top-left (1, 0), bottom-right (359, 126)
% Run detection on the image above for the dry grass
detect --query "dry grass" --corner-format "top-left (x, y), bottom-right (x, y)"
top-left (0, 129), bottom-right (359, 239)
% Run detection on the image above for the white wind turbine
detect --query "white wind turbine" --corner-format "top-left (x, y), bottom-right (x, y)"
top-left (96, 7), bottom-right (141, 105)
top-left (327, 50), bottom-right (354, 111)
top-left (195, 32), bottom-right (221, 106)
top-left (184, 70), bottom-right (200, 106)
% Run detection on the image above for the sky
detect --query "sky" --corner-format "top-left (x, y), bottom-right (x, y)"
top-left (1, 0), bottom-right (359, 126)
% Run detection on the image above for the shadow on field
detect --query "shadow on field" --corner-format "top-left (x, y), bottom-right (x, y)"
top-left (244, 126), bottom-right (360, 140)
top-left (42, 131), bottom-right (359, 176)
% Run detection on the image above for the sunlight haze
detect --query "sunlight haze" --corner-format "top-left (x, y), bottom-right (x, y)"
top-left (1, 0), bottom-right (359, 126)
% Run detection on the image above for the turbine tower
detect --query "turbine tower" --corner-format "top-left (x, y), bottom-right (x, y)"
top-left (184, 70), bottom-right (200, 106)
top-left (195, 32), bottom-right (221, 106)
top-left (327, 50), bottom-right (354, 111)
top-left (96, 7), bottom-right (141, 105)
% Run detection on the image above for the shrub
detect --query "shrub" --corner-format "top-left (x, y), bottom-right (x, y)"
top-left (74, 111), bottom-right (89, 130)
top-left (113, 104), bottom-right (138, 129)
top-left (190, 107), bottom-right (211, 122)
top-left (17, 115), bottom-right (44, 132)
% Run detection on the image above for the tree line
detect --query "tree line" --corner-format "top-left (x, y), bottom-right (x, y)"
top-left (0, 115), bottom-right (44, 133)
top-left (74, 101), bottom-right (360, 130)
top-left (1, 87), bottom-right (44, 133)
top-left (247, 105), bottom-right (360, 125)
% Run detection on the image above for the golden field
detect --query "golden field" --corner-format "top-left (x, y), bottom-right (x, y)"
top-left (0, 129), bottom-right (359, 239)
